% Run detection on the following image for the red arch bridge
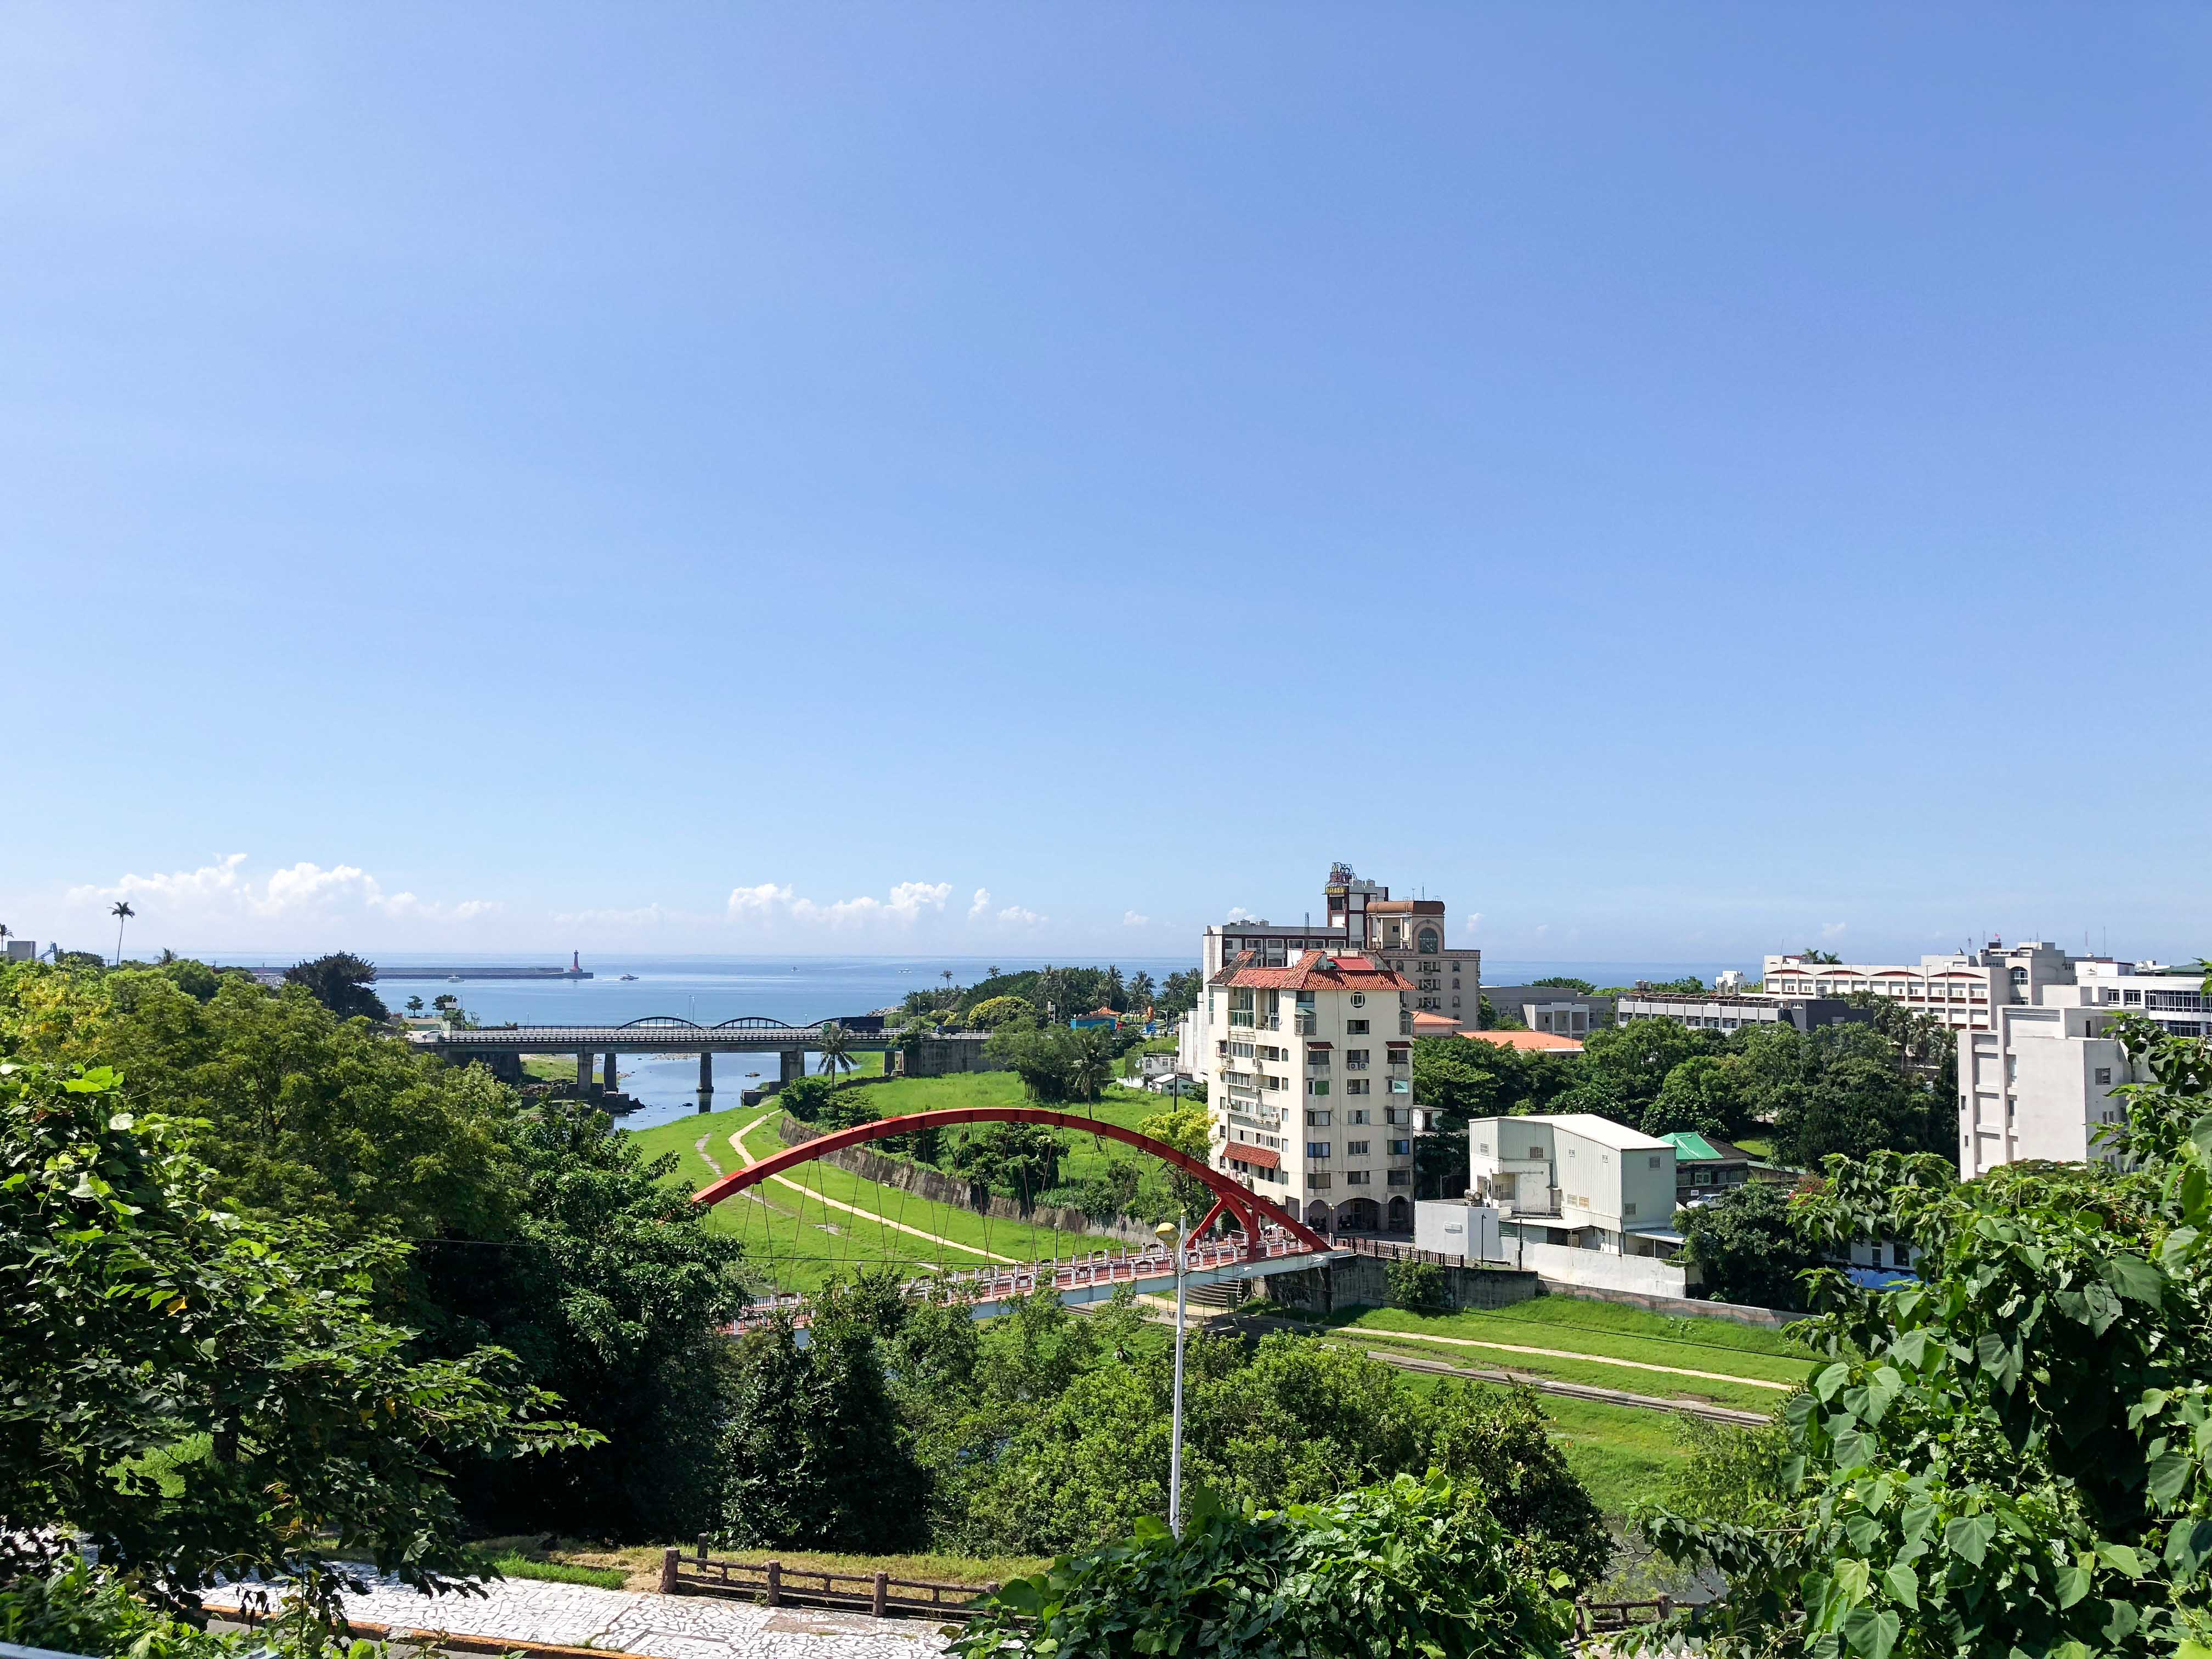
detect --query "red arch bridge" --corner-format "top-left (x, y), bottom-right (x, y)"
top-left (691, 1106), bottom-right (1348, 1329)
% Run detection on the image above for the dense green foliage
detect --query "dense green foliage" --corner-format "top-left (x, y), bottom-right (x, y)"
top-left (1, 1554), bottom-right (377, 1659)
top-left (756, 1287), bottom-right (1615, 1583)
top-left (1638, 1005), bottom-right (2212, 1659)
top-left (984, 1018), bottom-right (1121, 1103)
top-left (281, 951), bottom-right (388, 1023)
top-left (1412, 1014), bottom-right (1954, 1197)
top-left (952, 1475), bottom-right (1573, 1659)
top-left (1676, 1180), bottom-right (1827, 1308)
top-left (0, 1060), bottom-right (585, 1618)
top-left (0, 961), bottom-right (747, 1547)
top-left (1387, 1256), bottom-right (1450, 1314)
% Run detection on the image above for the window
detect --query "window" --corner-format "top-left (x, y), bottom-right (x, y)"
top-left (1306, 1173), bottom-right (1332, 1190)
top-left (1388, 1139), bottom-right (1410, 1155)
top-left (2010, 967), bottom-right (2029, 987)
top-left (1307, 1142), bottom-right (1331, 1159)
top-left (1306, 1110), bottom-right (1331, 1127)
top-left (1417, 927), bottom-right (1440, 953)
top-left (2095, 1068), bottom-right (2113, 1086)
top-left (1346, 1019), bottom-right (1369, 1034)
top-left (1345, 1078), bottom-right (1370, 1094)
top-left (1388, 1079), bottom-right (1409, 1093)
top-left (1452, 978), bottom-right (1460, 989)
top-left (1229, 1040), bottom-right (1254, 1058)
top-left (1649, 1155), bottom-right (1662, 1170)
top-left (1624, 1201), bottom-right (1638, 1217)
top-left (1351, 992), bottom-right (1365, 1007)
top-left (1386, 1169), bottom-right (1410, 1186)
top-left (1307, 1079), bottom-right (1331, 1096)
top-left (1528, 1146), bottom-right (1543, 1159)
top-left (1344, 1170), bottom-right (1371, 1185)
top-left (1386, 1108), bottom-right (1409, 1125)
top-left (1346, 1109), bottom-right (1369, 1125)
top-left (1346, 1049), bottom-right (1369, 1069)
top-left (1265, 1075), bottom-right (1287, 1091)
top-left (1892, 1242), bottom-right (1911, 1268)
top-left (2126, 990), bottom-right (2142, 1006)
top-left (1347, 1139), bottom-right (1370, 1155)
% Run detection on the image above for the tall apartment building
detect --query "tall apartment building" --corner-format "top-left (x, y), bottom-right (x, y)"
top-left (1189, 864), bottom-right (1478, 1054)
top-left (1762, 940), bottom-right (2079, 1034)
top-left (1201, 950), bottom-right (1420, 1235)
top-left (1960, 961), bottom-right (2210, 1178)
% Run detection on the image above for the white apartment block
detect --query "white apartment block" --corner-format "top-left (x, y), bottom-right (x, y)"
top-left (1203, 951), bottom-right (1420, 1235)
top-left (1763, 940), bottom-right (2079, 1033)
top-left (1466, 1113), bottom-right (1681, 1257)
top-left (1183, 864), bottom-right (1480, 1079)
top-left (1960, 961), bottom-right (2210, 1178)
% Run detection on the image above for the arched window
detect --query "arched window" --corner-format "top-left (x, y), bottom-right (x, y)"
top-left (1417, 927), bottom-right (1440, 954)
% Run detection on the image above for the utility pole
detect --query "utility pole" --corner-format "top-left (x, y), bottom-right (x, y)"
top-left (1154, 1215), bottom-right (1189, 1536)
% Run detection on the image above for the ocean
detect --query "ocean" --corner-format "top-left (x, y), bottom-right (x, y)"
top-left (208, 950), bottom-right (1758, 1132)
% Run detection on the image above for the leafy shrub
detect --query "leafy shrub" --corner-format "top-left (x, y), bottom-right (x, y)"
top-left (966, 995), bottom-right (1036, 1029)
top-left (777, 1074), bottom-right (833, 1121)
top-left (952, 1474), bottom-right (1571, 1659)
top-left (1386, 1256), bottom-right (1449, 1315)
top-left (0, 1554), bottom-right (379, 1659)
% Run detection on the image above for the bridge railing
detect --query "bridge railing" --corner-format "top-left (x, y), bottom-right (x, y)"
top-left (663, 1545), bottom-right (995, 1622)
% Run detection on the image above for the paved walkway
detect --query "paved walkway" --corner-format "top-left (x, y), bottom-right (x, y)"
top-left (727, 1118), bottom-right (1015, 1263)
top-left (1346, 1325), bottom-right (1798, 1390)
top-left (214, 1574), bottom-right (949, 1659)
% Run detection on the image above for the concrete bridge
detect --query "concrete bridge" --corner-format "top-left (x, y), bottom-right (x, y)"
top-left (408, 1015), bottom-right (893, 1099)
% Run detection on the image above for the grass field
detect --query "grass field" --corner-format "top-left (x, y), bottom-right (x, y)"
top-left (629, 1094), bottom-right (1131, 1295)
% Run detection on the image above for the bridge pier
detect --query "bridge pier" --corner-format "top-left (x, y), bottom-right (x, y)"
top-left (602, 1052), bottom-right (617, 1094)
top-left (698, 1051), bottom-right (713, 1110)
top-left (575, 1051), bottom-right (591, 1092)
top-left (780, 1048), bottom-right (805, 1086)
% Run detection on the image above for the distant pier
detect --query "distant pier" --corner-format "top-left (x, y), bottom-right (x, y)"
top-left (376, 965), bottom-right (594, 980)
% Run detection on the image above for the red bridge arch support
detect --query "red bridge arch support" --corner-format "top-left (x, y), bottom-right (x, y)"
top-left (690, 1105), bottom-right (1331, 1261)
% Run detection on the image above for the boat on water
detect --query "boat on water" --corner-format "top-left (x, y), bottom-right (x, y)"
top-left (445, 974), bottom-right (463, 983)
top-left (618, 973), bottom-right (638, 981)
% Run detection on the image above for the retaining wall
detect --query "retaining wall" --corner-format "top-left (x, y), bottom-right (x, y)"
top-left (1255, 1255), bottom-right (1541, 1316)
top-left (1515, 1239), bottom-right (1693, 1298)
top-left (1537, 1281), bottom-right (1794, 1330)
top-left (776, 1114), bottom-right (1159, 1246)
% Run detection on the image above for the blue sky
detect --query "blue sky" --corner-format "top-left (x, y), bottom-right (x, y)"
top-left (4, 4), bottom-right (2208, 964)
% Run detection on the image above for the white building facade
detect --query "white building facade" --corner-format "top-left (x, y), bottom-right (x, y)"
top-left (1762, 940), bottom-right (2080, 1035)
top-left (1960, 962), bottom-right (2210, 1178)
top-left (1201, 950), bottom-right (1420, 1234)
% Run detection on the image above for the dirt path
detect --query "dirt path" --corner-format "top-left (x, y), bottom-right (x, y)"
top-left (730, 1123), bottom-right (1018, 1264)
top-left (1348, 1325), bottom-right (1798, 1391)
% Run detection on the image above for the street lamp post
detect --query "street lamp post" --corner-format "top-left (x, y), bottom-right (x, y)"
top-left (1154, 1216), bottom-right (1189, 1537)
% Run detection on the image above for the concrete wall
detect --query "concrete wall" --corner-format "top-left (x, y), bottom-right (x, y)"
top-left (893, 1034), bottom-right (1008, 1078)
top-left (1538, 1280), bottom-right (1792, 1330)
top-left (1255, 1254), bottom-right (1540, 1316)
top-left (1518, 1239), bottom-right (1691, 1297)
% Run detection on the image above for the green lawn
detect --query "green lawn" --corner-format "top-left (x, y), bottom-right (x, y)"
top-left (628, 1095), bottom-right (1129, 1295)
top-left (1332, 1328), bottom-right (1787, 1413)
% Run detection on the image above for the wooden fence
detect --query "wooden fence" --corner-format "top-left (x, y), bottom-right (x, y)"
top-left (661, 1544), bottom-right (997, 1623)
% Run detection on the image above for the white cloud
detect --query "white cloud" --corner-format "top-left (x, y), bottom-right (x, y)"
top-left (727, 879), bottom-right (953, 931)
top-left (1226, 906), bottom-right (1257, 923)
top-left (1820, 921), bottom-right (1849, 939)
top-left (968, 888), bottom-right (992, 920)
top-left (997, 904), bottom-right (1047, 927)
top-left (66, 855), bottom-right (496, 924)
top-left (1123, 910), bottom-right (1150, 927)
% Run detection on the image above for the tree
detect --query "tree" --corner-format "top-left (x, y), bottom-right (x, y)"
top-left (1559, 1018), bottom-right (1720, 1125)
top-left (1387, 1256), bottom-right (1448, 1314)
top-left (1771, 1052), bottom-right (1950, 1167)
top-left (405, 995), bottom-right (424, 1015)
top-left (951, 1121), bottom-right (1065, 1204)
top-left (985, 1019), bottom-right (1082, 1103)
top-left (431, 991), bottom-right (459, 1014)
top-left (1128, 970), bottom-right (1156, 1009)
top-left (1797, 947), bottom-right (1842, 964)
top-left (776, 1074), bottom-right (833, 1122)
top-left (815, 1021), bottom-right (856, 1085)
top-left (1137, 1103), bottom-right (1212, 1217)
top-left (1530, 976), bottom-right (1596, 995)
top-left (1103, 965), bottom-right (1127, 1012)
top-left (953, 1475), bottom-right (1571, 1659)
top-left (1645, 1054), bottom-right (1754, 1139)
top-left (108, 901), bottom-right (134, 966)
top-left (966, 994), bottom-right (1036, 1029)
top-left (1156, 969), bottom-right (1204, 1019)
top-left (1675, 1179), bottom-right (1823, 1308)
top-left (1069, 1025), bottom-right (1116, 1101)
top-left (1425, 1383), bottom-right (1611, 1589)
top-left (0, 1062), bottom-right (588, 1621)
top-left (1640, 1008), bottom-right (2212, 1659)
top-left (410, 1098), bottom-right (750, 1539)
top-left (281, 951), bottom-right (388, 1023)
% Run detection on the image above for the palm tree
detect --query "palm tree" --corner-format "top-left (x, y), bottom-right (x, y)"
top-left (1130, 970), bottom-right (1156, 1008)
top-left (109, 901), bottom-right (136, 966)
top-left (1070, 1026), bottom-right (1115, 1102)
top-left (816, 1022), bottom-right (856, 1086)
top-left (405, 995), bottom-right (425, 1015)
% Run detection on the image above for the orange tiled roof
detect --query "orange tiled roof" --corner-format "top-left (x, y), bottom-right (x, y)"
top-left (1459, 1029), bottom-right (1585, 1053)
top-left (1208, 950), bottom-right (1414, 993)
